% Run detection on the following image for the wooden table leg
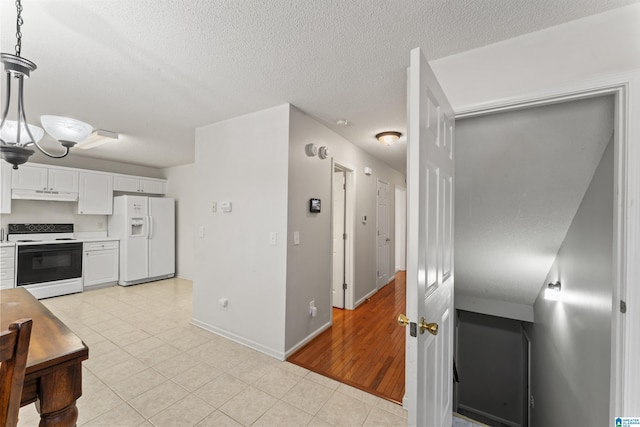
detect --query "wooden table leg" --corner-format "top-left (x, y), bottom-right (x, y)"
top-left (35, 363), bottom-right (83, 427)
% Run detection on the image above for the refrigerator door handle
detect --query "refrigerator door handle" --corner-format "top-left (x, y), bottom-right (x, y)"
top-left (148, 215), bottom-right (153, 239)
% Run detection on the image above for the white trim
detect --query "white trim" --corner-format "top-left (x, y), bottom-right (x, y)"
top-left (190, 318), bottom-right (285, 361)
top-left (453, 70), bottom-right (640, 417)
top-left (376, 178), bottom-right (391, 290)
top-left (284, 321), bottom-right (332, 359)
top-left (457, 404), bottom-right (520, 427)
top-left (354, 287), bottom-right (378, 309)
top-left (176, 273), bottom-right (193, 281)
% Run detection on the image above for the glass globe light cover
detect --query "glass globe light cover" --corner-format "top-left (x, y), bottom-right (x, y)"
top-left (0, 120), bottom-right (44, 144)
top-left (41, 115), bottom-right (93, 144)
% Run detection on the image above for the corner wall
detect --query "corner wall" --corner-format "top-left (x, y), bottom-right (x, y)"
top-left (528, 139), bottom-right (614, 427)
top-left (192, 104), bottom-right (290, 358)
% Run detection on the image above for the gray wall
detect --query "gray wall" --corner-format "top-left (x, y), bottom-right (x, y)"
top-left (457, 311), bottom-right (525, 426)
top-left (284, 106), bottom-right (406, 353)
top-left (528, 138), bottom-right (614, 427)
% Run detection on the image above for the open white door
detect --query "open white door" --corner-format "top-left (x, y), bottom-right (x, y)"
top-left (333, 169), bottom-right (346, 308)
top-left (403, 47), bottom-right (455, 426)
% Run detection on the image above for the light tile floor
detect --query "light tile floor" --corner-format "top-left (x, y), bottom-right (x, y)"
top-left (17, 278), bottom-right (408, 427)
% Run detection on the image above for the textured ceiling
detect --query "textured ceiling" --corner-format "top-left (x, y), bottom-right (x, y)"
top-left (455, 96), bottom-right (614, 305)
top-left (0, 0), bottom-right (637, 171)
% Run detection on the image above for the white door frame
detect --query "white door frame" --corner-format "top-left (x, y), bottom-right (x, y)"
top-left (376, 179), bottom-right (391, 289)
top-left (331, 160), bottom-right (356, 311)
top-left (455, 71), bottom-right (640, 418)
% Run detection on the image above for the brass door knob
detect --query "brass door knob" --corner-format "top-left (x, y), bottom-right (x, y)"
top-left (397, 314), bottom-right (410, 326)
top-left (419, 319), bottom-right (438, 336)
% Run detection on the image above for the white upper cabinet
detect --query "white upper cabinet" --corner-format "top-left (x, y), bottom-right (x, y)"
top-left (114, 175), bottom-right (165, 194)
top-left (12, 164), bottom-right (78, 192)
top-left (78, 172), bottom-right (113, 215)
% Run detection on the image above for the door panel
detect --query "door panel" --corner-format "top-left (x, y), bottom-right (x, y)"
top-left (148, 197), bottom-right (175, 277)
top-left (406, 47), bottom-right (455, 427)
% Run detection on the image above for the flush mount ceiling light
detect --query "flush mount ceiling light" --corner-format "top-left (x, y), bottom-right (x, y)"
top-left (376, 131), bottom-right (402, 146)
top-left (0, 0), bottom-right (92, 169)
top-left (76, 129), bottom-right (119, 150)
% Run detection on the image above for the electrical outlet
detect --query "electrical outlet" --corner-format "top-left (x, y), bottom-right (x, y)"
top-left (212, 202), bottom-right (217, 213)
top-left (219, 298), bottom-right (228, 310)
top-left (530, 395), bottom-right (535, 408)
top-left (269, 232), bottom-right (277, 245)
top-left (309, 300), bottom-right (315, 315)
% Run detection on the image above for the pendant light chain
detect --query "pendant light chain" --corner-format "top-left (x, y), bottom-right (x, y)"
top-left (15, 0), bottom-right (23, 57)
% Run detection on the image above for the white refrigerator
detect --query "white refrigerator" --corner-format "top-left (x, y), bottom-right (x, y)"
top-left (108, 195), bottom-right (175, 286)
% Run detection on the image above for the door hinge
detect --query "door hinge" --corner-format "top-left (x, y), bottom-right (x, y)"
top-left (343, 283), bottom-right (347, 290)
top-left (620, 300), bottom-right (627, 314)
top-left (343, 233), bottom-right (347, 240)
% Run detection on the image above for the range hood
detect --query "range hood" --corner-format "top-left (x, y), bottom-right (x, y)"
top-left (12, 189), bottom-right (78, 202)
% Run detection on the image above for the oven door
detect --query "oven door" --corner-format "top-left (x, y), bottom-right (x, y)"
top-left (17, 243), bottom-right (83, 286)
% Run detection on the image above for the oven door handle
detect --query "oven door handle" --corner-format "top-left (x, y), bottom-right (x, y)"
top-left (18, 244), bottom-right (83, 254)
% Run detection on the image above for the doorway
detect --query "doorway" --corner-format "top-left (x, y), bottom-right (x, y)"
top-left (332, 162), bottom-right (354, 310)
top-left (376, 179), bottom-right (390, 289)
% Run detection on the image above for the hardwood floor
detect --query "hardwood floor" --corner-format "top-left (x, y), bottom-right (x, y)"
top-left (288, 271), bottom-right (406, 404)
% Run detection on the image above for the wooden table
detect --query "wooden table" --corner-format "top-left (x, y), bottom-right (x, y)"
top-left (1, 288), bottom-right (89, 427)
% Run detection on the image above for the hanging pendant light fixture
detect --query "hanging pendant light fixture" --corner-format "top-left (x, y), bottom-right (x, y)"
top-left (0, 0), bottom-right (92, 169)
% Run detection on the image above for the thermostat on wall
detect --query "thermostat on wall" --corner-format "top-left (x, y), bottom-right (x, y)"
top-left (221, 201), bottom-right (232, 212)
top-left (309, 198), bottom-right (321, 213)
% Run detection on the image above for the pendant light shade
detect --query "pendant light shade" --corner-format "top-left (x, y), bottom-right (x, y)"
top-left (0, 120), bottom-right (44, 144)
top-left (40, 115), bottom-right (93, 148)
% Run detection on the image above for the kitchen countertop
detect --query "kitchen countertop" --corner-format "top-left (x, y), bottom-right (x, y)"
top-left (80, 237), bottom-right (120, 243)
top-left (0, 241), bottom-right (15, 247)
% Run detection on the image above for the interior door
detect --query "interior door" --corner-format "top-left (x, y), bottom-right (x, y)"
top-left (333, 169), bottom-right (346, 308)
top-left (404, 47), bottom-right (455, 427)
top-left (377, 179), bottom-right (390, 288)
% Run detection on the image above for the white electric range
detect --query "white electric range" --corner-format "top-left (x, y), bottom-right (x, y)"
top-left (7, 223), bottom-right (83, 299)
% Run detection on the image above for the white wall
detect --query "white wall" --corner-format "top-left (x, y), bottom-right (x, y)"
top-left (163, 163), bottom-right (195, 280)
top-left (0, 199), bottom-right (107, 232)
top-left (192, 104), bottom-right (290, 358)
top-left (528, 140), bottom-right (613, 427)
top-left (29, 152), bottom-right (165, 178)
top-left (432, 3), bottom-right (640, 112)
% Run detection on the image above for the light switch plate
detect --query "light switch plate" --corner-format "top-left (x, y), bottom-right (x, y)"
top-left (269, 232), bottom-right (277, 246)
top-left (221, 201), bottom-right (232, 213)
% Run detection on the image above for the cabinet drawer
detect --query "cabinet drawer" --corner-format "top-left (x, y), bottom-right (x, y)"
top-left (84, 241), bottom-right (119, 251)
top-left (0, 257), bottom-right (14, 269)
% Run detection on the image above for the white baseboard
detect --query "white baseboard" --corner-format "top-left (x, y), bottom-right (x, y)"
top-left (176, 273), bottom-right (193, 281)
top-left (354, 288), bottom-right (378, 308)
top-left (457, 404), bottom-right (521, 427)
top-left (190, 318), bottom-right (285, 361)
top-left (284, 321), bottom-right (332, 359)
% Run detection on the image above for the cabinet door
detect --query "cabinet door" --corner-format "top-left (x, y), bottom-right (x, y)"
top-left (79, 173), bottom-right (113, 214)
top-left (84, 249), bottom-right (119, 287)
top-left (139, 179), bottom-right (165, 194)
top-left (11, 164), bottom-right (48, 191)
top-left (0, 162), bottom-right (11, 214)
top-left (0, 247), bottom-right (15, 289)
top-left (113, 176), bottom-right (140, 192)
top-left (48, 168), bottom-right (79, 192)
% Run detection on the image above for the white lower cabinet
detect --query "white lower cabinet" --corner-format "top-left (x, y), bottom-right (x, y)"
top-left (1, 245), bottom-right (15, 289)
top-left (83, 241), bottom-right (119, 289)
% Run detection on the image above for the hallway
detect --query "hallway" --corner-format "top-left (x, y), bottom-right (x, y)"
top-left (288, 272), bottom-right (406, 404)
